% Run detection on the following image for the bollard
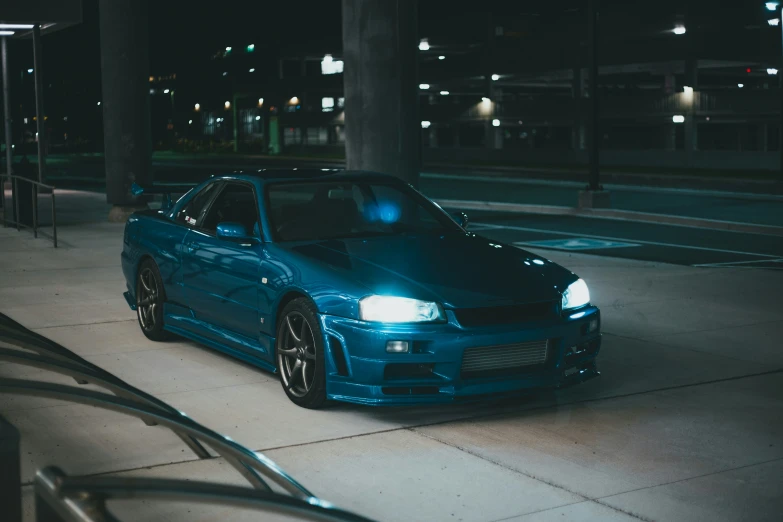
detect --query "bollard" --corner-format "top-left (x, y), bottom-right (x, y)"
top-left (0, 415), bottom-right (22, 522)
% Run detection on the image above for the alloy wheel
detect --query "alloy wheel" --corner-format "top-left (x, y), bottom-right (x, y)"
top-left (137, 267), bottom-right (159, 331)
top-left (277, 311), bottom-right (317, 398)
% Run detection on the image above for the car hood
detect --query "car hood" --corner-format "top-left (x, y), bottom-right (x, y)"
top-left (282, 233), bottom-right (575, 309)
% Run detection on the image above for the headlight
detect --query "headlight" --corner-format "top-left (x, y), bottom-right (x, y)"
top-left (359, 296), bottom-right (443, 323)
top-left (562, 279), bottom-right (590, 310)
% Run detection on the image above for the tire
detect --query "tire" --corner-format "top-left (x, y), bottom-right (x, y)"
top-left (275, 298), bottom-right (327, 409)
top-left (136, 258), bottom-right (171, 342)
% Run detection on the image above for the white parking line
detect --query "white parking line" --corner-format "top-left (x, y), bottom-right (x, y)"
top-left (474, 222), bottom-right (782, 258)
top-left (693, 258), bottom-right (783, 267)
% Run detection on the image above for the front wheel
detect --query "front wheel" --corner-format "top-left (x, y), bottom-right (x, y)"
top-left (136, 259), bottom-right (170, 341)
top-left (276, 298), bottom-right (327, 409)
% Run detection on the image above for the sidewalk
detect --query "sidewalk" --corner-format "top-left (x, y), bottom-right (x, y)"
top-left (1, 190), bottom-right (781, 522)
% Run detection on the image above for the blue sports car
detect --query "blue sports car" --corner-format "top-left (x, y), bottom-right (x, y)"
top-left (121, 170), bottom-right (600, 408)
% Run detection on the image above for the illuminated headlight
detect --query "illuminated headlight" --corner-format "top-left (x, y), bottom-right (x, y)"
top-left (359, 296), bottom-right (443, 323)
top-left (562, 279), bottom-right (590, 311)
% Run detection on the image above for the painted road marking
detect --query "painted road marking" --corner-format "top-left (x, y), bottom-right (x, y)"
top-left (693, 258), bottom-right (783, 267)
top-left (518, 238), bottom-right (640, 251)
top-left (475, 222), bottom-right (781, 259)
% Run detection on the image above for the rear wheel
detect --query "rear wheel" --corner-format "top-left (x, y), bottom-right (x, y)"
top-left (136, 259), bottom-right (170, 341)
top-left (276, 298), bottom-right (327, 409)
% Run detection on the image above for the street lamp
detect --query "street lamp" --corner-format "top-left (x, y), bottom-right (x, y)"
top-left (673, 25), bottom-right (686, 35)
top-left (767, 2), bottom-right (779, 11)
top-left (418, 39), bottom-right (430, 51)
top-left (419, 83), bottom-right (430, 90)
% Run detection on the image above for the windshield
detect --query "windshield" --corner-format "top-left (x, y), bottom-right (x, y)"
top-left (266, 180), bottom-right (462, 241)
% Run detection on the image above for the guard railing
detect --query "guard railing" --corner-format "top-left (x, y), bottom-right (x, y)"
top-left (1, 175), bottom-right (58, 247)
top-left (0, 313), bottom-right (373, 522)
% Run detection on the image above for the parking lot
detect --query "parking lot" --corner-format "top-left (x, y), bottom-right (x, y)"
top-left (1, 186), bottom-right (781, 521)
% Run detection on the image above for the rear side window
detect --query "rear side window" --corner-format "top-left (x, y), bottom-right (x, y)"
top-left (175, 182), bottom-right (220, 226)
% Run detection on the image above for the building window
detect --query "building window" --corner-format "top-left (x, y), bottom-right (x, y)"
top-left (322, 97), bottom-right (335, 112)
top-left (337, 97), bottom-right (345, 109)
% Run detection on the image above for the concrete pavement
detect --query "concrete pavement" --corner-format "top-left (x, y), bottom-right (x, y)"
top-left (1, 190), bottom-right (781, 521)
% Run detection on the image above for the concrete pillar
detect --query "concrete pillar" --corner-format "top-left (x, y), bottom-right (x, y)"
top-left (98, 0), bottom-right (152, 221)
top-left (342, 0), bottom-right (419, 185)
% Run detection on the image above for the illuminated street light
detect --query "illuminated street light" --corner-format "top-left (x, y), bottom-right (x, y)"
top-left (673, 25), bottom-right (686, 35)
top-left (188, 119), bottom-right (193, 124)
top-left (247, 44), bottom-right (255, 52)
top-left (27, 68), bottom-right (33, 73)
top-left (769, 18), bottom-right (780, 26)
top-left (438, 55), bottom-right (445, 60)
top-left (255, 115), bottom-right (261, 121)
top-left (421, 121), bottom-right (431, 128)
top-left (492, 119), bottom-right (500, 127)
top-left (419, 83), bottom-right (430, 89)
top-left (672, 115), bottom-right (685, 123)
top-left (491, 74), bottom-right (500, 81)
top-left (419, 39), bottom-right (430, 51)
top-left (738, 83), bottom-right (744, 88)
top-left (194, 103), bottom-right (200, 111)
top-left (683, 86), bottom-right (693, 94)
top-left (258, 98), bottom-right (264, 106)
top-left (321, 54), bottom-right (343, 75)
top-left (440, 90), bottom-right (449, 95)
top-left (481, 97), bottom-right (490, 102)
top-left (766, 2), bottom-right (779, 11)
top-left (97, 102), bottom-right (101, 106)
top-left (163, 89), bottom-right (170, 94)
top-left (768, 68), bottom-right (779, 75)
top-left (225, 46), bottom-right (232, 52)
top-left (249, 68), bottom-right (255, 72)
top-left (224, 101), bottom-right (231, 109)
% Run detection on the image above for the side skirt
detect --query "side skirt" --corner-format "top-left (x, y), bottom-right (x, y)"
top-left (164, 323), bottom-right (278, 375)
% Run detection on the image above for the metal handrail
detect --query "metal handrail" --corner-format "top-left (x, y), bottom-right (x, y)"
top-left (0, 313), bottom-right (309, 496)
top-left (35, 467), bottom-right (376, 522)
top-left (2, 174), bottom-right (57, 247)
top-left (0, 378), bottom-right (313, 497)
top-left (0, 313), bottom-right (209, 455)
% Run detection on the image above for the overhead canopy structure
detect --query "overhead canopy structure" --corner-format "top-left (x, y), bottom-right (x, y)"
top-left (0, 0), bottom-right (82, 37)
top-left (1, 0), bottom-right (81, 214)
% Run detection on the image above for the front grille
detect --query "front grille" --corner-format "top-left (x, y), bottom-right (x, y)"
top-left (454, 301), bottom-right (556, 327)
top-left (461, 339), bottom-right (550, 378)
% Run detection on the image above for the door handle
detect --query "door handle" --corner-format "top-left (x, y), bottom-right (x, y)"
top-left (186, 242), bottom-right (200, 253)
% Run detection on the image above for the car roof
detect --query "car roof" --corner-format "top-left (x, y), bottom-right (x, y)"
top-left (213, 169), bottom-right (405, 185)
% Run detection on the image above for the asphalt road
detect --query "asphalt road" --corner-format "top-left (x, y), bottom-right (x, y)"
top-left (453, 210), bottom-right (783, 269)
top-left (38, 155), bottom-right (783, 269)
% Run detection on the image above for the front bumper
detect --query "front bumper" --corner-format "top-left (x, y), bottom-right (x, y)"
top-left (319, 306), bottom-right (601, 405)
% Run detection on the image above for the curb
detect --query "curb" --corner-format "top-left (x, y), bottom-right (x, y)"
top-left (435, 199), bottom-right (783, 237)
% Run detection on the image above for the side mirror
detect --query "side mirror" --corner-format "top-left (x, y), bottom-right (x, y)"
top-left (452, 211), bottom-right (469, 229)
top-left (216, 222), bottom-right (249, 240)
